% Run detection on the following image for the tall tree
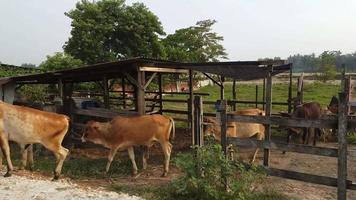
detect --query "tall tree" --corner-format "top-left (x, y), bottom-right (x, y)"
top-left (63, 0), bottom-right (165, 64)
top-left (39, 52), bottom-right (83, 71)
top-left (162, 19), bottom-right (228, 62)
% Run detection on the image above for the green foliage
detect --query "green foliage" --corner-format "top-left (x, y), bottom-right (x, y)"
top-left (64, 0), bottom-right (165, 64)
top-left (17, 85), bottom-right (48, 103)
top-left (165, 142), bottom-right (267, 200)
top-left (316, 51), bottom-right (338, 82)
top-left (39, 52), bottom-right (84, 71)
top-left (162, 19), bottom-right (227, 62)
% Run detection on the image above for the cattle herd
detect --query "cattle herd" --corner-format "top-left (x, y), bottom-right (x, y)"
top-left (0, 96), bottom-right (338, 180)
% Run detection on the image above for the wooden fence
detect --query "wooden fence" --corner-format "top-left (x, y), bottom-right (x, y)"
top-left (192, 76), bottom-right (356, 200)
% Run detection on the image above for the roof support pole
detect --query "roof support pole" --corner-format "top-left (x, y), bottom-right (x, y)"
top-left (220, 76), bottom-right (225, 100)
top-left (136, 70), bottom-right (146, 115)
top-left (288, 65), bottom-right (293, 113)
top-left (103, 75), bottom-right (109, 109)
top-left (189, 70), bottom-right (195, 145)
top-left (158, 73), bottom-right (163, 114)
top-left (232, 79), bottom-right (237, 111)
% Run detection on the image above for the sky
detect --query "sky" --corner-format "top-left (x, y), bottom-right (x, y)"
top-left (0, 0), bottom-right (355, 66)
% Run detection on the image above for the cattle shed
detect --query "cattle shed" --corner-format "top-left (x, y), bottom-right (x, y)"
top-left (0, 58), bottom-right (292, 139)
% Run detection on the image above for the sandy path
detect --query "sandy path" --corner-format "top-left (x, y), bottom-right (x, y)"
top-left (0, 169), bottom-right (142, 200)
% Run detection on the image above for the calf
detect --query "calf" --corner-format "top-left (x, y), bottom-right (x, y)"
top-left (81, 114), bottom-right (175, 177)
top-left (0, 101), bottom-right (69, 180)
top-left (203, 108), bottom-right (265, 163)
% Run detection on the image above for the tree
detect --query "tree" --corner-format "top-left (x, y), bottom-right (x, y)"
top-left (317, 51), bottom-right (339, 82)
top-left (63, 0), bottom-right (165, 64)
top-left (39, 52), bottom-right (83, 71)
top-left (162, 19), bottom-right (228, 62)
top-left (21, 63), bottom-right (36, 68)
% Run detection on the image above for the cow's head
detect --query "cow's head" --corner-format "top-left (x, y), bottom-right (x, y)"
top-left (327, 96), bottom-right (338, 114)
top-left (81, 120), bottom-right (103, 144)
top-left (202, 117), bottom-right (220, 140)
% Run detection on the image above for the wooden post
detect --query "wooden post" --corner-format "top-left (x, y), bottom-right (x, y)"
top-left (337, 91), bottom-right (348, 200)
top-left (189, 70), bottom-right (195, 145)
top-left (122, 77), bottom-right (126, 109)
top-left (288, 65), bottom-right (293, 113)
top-left (263, 65), bottom-right (273, 167)
top-left (341, 64), bottom-right (346, 91)
top-left (217, 99), bottom-right (228, 190)
top-left (193, 96), bottom-right (204, 147)
top-left (297, 73), bottom-right (304, 103)
top-left (255, 85), bottom-right (258, 108)
top-left (217, 100), bottom-right (228, 156)
top-left (232, 79), bottom-right (237, 111)
top-left (103, 75), bottom-right (109, 109)
top-left (136, 70), bottom-right (145, 115)
top-left (262, 78), bottom-right (266, 110)
top-left (158, 74), bottom-right (163, 114)
top-left (220, 76), bottom-right (225, 100)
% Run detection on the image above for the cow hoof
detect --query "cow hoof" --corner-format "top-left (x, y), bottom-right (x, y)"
top-left (4, 172), bottom-right (12, 177)
top-left (132, 170), bottom-right (138, 176)
top-left (18, 166), bottom-right (25, 171)
top-left (52, 174), bottom-right (60, 181)
top-left (161, 172), bottom-right (168, 177)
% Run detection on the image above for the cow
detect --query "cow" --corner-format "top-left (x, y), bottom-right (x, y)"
top-left (81, 114), bottom-right (175, 177)
top-left (203, 108), bottom-right (265, 163)
top-left (283, 102), bottom-right (323, 146)
top-left (0, 101), bottom-right (70, 180)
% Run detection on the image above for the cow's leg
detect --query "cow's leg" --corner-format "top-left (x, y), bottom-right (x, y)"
top-left (251, 133), bottom-right (264, 163)
top-left (18, 144), bottom-right (27, 170)
top-left (0, 148), bottom-right (3, 169)
top-left (52, 146), bottom-right (69, 180)
top-left (161, 142), bottom-right (172, 177)
top-left (26, 144), bottom-right (34, 170)
top-left (106, 148), bottom-right (118, 173)
top-left (303, 127), bottom-right (309, 145)
top-left (142, 146), bottom-right (150, 170)
top-left (127, 147), bottom-right (138, 175)
top-left (283, 130), bottom-right (292, 154)
top-left (0, 134), bottom-right (13, 177)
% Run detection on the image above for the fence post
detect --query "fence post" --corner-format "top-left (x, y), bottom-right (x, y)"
top-left (255, 85), bottom-right (258, 108)
top-left (217, 99), bottom-right (228, 190)
top-left (193, 96), bottom-right (203, 177)
top-left (263, 65), bottom-right (273, 167)
top-left (232, 79), bottom-right (237, 111)
top-left (288, 64), bottom-right (293, 113)
top-left (193, 96), bottom-right (204, 147)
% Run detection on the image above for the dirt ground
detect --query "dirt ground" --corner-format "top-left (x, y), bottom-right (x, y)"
top-left (1, 128), bottom-right (356, 200)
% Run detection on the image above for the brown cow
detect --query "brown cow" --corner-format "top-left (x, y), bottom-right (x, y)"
top-left (0, 101), bottom-right (69, 180)
top-left (286, 102), bottom-right (322, 145)
top-left (81, 114), bottom-right (175, 177)
top-left (203, 108), bottom-right (265, 163)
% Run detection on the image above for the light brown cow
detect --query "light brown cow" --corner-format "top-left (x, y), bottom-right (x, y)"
top-left (81, 114), bottom-right (175, 177)
top-left (0, 101), bottom-right (70, 180)
top-left (204, 108), bottom-right (265, 163)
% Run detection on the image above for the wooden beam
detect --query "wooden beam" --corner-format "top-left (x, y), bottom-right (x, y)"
top-left (232, 79), bottom-right (237, 111)
top-left (265, 167), bottom-right (356, 190)
top-left (288, 65), bottom-right (293, 113)
top-left (122, 77), bottom-right (126, 109)
top-left (140, 66), bottom-right (189, 73)
top-left (123, 72), bottom-right (144, 90)
top-left (203, 72), bottom-right (222, 87)
top-left (193, 96), bottom-right (204, 147)
top-left (143, 72), bottom-right (157, 90)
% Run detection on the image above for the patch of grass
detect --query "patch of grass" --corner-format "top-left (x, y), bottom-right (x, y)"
top-left (347, 132), bottom-right (356, 144)
top-left (31, 155), bottom-right (133, 179)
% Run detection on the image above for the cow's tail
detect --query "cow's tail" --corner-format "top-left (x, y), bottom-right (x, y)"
top-left (168, 117), bottom-right (175, 140)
